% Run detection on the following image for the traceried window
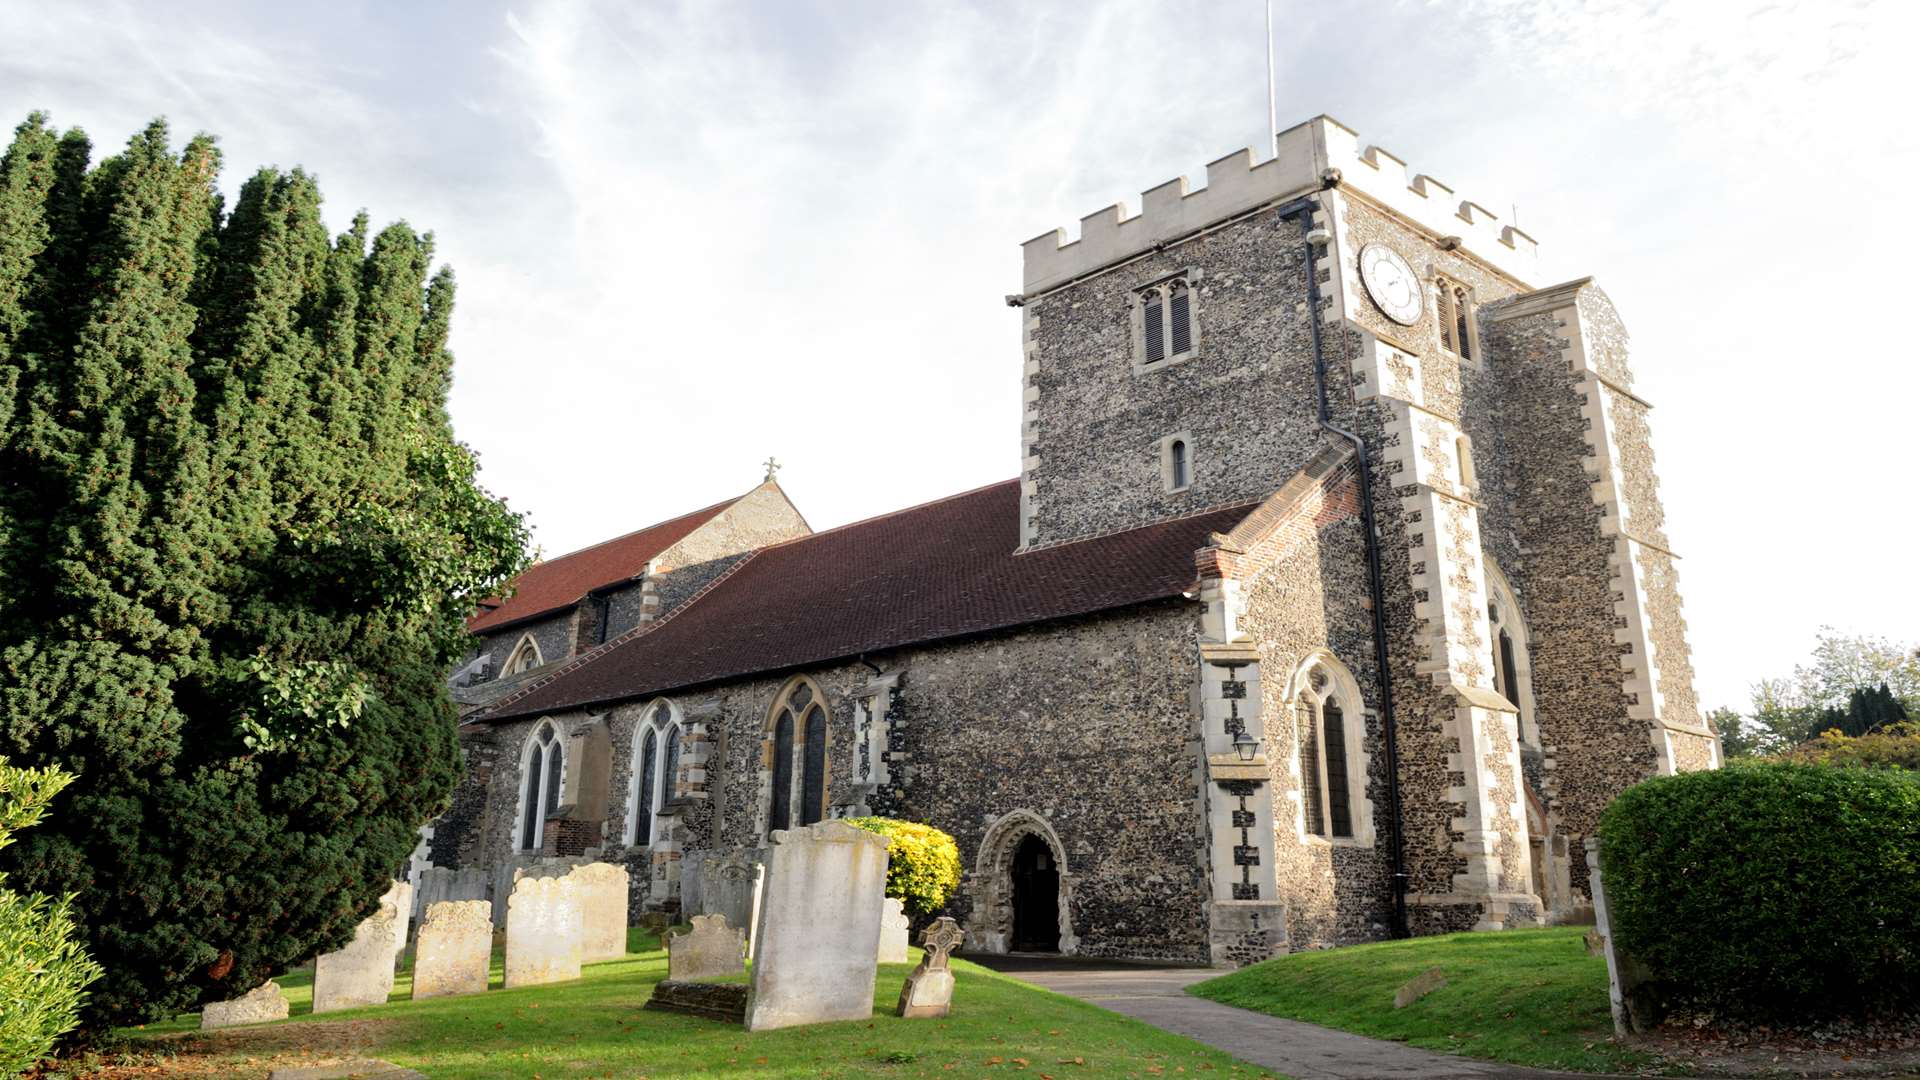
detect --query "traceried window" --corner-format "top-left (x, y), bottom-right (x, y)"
top-left (517, 720), bottom-right (565, 852)
top-left (505, 634), bottom-right (543, 675)
top-left (1436, 277), bottom-right (1476, 362)
top-left (628, 699), bottom-right (682, 847)
top-left (766, 679), bottom-right (829, 836)
top-left (1294, 655), bottom-right (1369, 843)
top-left (1135, 275), bottom-right (1199, 367)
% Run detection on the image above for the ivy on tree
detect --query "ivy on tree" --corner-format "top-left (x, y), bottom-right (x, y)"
top-left (0, 112), bottom-right (529, 1031)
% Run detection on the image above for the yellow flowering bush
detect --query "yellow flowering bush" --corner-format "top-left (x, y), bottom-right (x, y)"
top-left (845, 817), bottom-right (962, 916)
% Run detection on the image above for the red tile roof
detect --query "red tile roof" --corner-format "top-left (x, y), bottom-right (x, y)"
top-left (467, 496), bottom-right (740, 634)
top-left (480, 480), bottom-right (1257, 721)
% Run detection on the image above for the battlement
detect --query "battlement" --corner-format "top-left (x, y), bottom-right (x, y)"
top-left (1020, 115), bottom-right (1540, 294)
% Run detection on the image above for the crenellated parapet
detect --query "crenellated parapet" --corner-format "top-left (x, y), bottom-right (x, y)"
top-left (1021, 115), bottom-right (1539, 294)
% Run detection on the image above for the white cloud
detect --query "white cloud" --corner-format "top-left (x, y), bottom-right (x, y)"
top-left (3, 0), bottom-right (1914, 714)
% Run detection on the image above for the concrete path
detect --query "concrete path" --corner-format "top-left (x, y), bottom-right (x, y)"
top-left (970, 954), bottom-right (1583, 1080)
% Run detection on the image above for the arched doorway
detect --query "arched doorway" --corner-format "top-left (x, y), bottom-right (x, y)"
top-left (964, 809), bottom-right (1078, 955)
top-left (1010, 834), bottom-right (1060, 952)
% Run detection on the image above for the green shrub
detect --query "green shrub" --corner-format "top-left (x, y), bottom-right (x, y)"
top-left (845, 818), bottom-right (962, 916)
top-left (0, 762), bottom-right (103, 1074)
top-left (1599, 762), bottom-right (1920, 1023)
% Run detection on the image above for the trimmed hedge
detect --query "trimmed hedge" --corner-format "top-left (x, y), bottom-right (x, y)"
top-left (845, 818), bottom-right (962, 917)
top-left (1599, 762), bottom-right (1920, 1022)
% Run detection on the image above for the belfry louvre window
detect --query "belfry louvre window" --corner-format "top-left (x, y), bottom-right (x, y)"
top-left (1136, 276), bottom-right (1197, 366)
top-left (1436, 277), bottom-right (1476, 361)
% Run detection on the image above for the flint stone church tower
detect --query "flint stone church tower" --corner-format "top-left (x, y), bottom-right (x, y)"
top-left (427, 115), bottom-right (1715, 963)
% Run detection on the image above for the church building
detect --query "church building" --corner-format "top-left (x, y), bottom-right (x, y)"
top-left (427, 115), bottom-right (1717, 964)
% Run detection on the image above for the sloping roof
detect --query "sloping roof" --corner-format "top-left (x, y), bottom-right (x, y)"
top-left (467, 495), bottom-right (740, 634)
top-left (481, 480), bottom-right (1258, 721)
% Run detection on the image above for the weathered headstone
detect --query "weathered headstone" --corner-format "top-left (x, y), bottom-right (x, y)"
top-left (688, 847), bottom-right (766, 947)
top-left (504, 871), bottom-right (584, 988)
top-left (1392, 966), bottom-right (1446, 1008)
top-left (667, 914), bottom-right (747, 981)
top-left (312, 881), bottom-right (411, 1013)
top-left (572, 861), bottom-right (630, 962)
top-left (897, 916), bottom-right (963, 1018)
top-left (744, 820), bottom-right (890, 1031)
top-left (201, 981), bottom-right (289, 1029)
top-left (412, 900), bottom-right (493, 1000)
top-left (877, 897), bottom-right (910, 964)
top-left (512, 860), bottom-right (628, 962)
top-left (413, 865), bottom-right (488, 930)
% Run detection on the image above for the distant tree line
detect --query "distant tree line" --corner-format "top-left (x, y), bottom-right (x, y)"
top-left (1713, 629), bottom-right (1919, 758)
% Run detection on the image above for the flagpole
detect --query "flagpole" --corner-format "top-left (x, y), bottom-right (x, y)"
top-left (1265, 0), bottom-right (1278, 159)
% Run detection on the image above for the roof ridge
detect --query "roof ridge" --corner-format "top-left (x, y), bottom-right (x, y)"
top-left (477, 548), bottom-right (765, 721)
top-left (529, 488), bottom-right (748, 565)
top-left (745, 477), bottom-right (1019, 554)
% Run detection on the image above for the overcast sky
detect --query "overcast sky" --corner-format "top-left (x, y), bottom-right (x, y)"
top-left (3, 0), bottom-right (1913, 713)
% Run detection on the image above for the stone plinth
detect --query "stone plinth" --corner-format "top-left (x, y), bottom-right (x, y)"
top-left (897, 917), bottom-right (964, 1019)
top-left (644, 979), bottom-right (750, 1024)
top-left (201, 981), bottom-right (289, 1029)
top-left (668, 914), bottom-right (745, 981)
top-left (745, 820), bottom-right (890, 1031)
top-left (877, 898), bottom-right (910, 964)
top-left (413, 900), bottom-right (492, 999)
top-left (313, 881), bottom-right (410, 1013)
top-left (504, 872), bottom-right (584, 988)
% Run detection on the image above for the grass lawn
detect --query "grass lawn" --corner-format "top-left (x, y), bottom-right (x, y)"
top-left (1188, 926), bottom-right (1651, 1074)
top-left (81, 929), bottom-right (1283, 1079)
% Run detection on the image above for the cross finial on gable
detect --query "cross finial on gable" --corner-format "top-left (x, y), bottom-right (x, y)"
top-left (763, 456), bottom-right (781, 481)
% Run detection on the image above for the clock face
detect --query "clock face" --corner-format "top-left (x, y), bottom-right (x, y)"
top-left (1358, 243), bottom-right (1423, 326)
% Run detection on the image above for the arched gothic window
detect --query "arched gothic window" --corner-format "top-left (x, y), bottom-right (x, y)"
top-left (1170, 439), bottom-right (1189, 489)
top-left (765, 679), bottom-right (829, 836)
top-left (1134, 275), bottom-right (1199, 367)
top-left (1485, 568), bottom-right (1537, 746)
top-left (1436, 276), bottom-right (1476, 362)
top-left (517, 720), bottom-right (565, 852)
top-left (1292, 654), bottom-right (1370, 843)
top-left (627, 700), bottom-right (681, 847)
top-left (505, 633), bottom-right (543, 676)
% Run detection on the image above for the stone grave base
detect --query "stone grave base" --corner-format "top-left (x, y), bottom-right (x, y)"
top-left (644, 980), bottom-right (750, 1024)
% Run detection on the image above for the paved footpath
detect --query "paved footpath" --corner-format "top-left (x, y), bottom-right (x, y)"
top-left (970, 955), bottom-right (1585, 1080)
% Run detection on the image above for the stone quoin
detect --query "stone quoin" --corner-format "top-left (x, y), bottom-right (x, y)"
top-left (422, 114), bottom-right (1712, 963)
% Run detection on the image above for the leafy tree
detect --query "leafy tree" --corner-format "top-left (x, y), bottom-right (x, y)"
top-left (845, 818), bottom-right (963, 916)
top-left (0, 113), bottom-right (528, 1032)
top-left (1719, 631), bottom-right (1920, 758)
top-left (0, 761), bottom-right (103, 1074)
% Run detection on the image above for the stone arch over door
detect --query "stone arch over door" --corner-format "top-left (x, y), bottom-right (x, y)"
top-left (964, 809), bottom-right (1078, 956)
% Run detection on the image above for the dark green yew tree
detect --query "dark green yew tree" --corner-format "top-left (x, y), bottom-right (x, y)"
top-left (0, 113), bottom-right (528, 1029)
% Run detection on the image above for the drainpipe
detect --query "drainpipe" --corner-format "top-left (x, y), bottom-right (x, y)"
top-left (1277, 180), bottom-right (1412, 940)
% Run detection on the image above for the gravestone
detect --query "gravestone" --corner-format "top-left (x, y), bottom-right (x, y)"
top-left (201, 981), bottom-right (289, 1029)
top-left (688, 847), bottom-right (765, 948)
top-left (744, 820), bottom-right (890, 1031)
top-left (1392, 966), bottom-right (1446, 1008)
top-left (877, 897), bottom-right (910, 963)
top-left (513, 860), bottom-right (628, 962)
top-left (312, 881), bottom-right (411, 1013)
top-left (897, 916), bottom-right (963, 1018)
top-left (413, 900), bottom-right (492, 999)
top-left (412, 866), bottom-right (487, 930)
top-left (667, 913), bottom-right (746, 981)
top-left (504, 872), bottom-right (585, 988)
